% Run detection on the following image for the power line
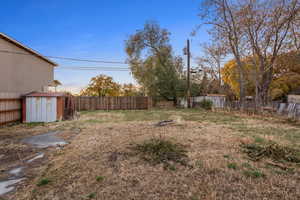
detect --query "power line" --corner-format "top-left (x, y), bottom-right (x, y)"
top-left (57, 66), bottom-right (130, 71)
top-left (57, 69), bottom-right (130, 72)
top-left (58, 66), bottom-right (129, 69)
top-left (48, 56), bottom-right (127, 64)
top-left (0, 49), bottom-right (128, 64)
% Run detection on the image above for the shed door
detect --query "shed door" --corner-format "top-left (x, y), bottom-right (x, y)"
top-left (26, 97), bottom-right (57, 123)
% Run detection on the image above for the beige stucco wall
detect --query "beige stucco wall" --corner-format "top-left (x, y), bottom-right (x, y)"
top-left (0, 38), bottom-right (54, 96)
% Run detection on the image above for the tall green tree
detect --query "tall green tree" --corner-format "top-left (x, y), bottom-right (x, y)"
top-left (125, 22), bottom-right (184, 104)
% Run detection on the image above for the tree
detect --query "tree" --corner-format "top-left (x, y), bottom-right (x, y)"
top-left (289, 13), bottom-right (300, 51)
top-left (270, 51), bottom-right (300, 100)
top-left (221, 59), bottom-right (256, 97)
top-left (199, 0), bottom-right (248, 108)
top-left (199, 0), bottom-right (300, 108)
top-left (121, 83), bottom-right (141, 96)
top-left (80, 75), bottom-right (121, 96)
top-left (52, 80), bottom-right (62, 92)
top-left (125, 22), bottom-right (184, 104)
top-left (222, 52), bottom-right (300, 100)
top-left (240, 0), bottom-right (300, 106)
top-left (198, 41), bottom-right (226, 93)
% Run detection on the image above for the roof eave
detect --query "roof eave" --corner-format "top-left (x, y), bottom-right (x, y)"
top-left (0, 33), bottom-right (58, 67)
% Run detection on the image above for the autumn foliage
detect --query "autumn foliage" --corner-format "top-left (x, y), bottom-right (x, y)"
top-left (221, 52), bottom-right (300, 100)
top-left (80, 75), bottom-right (140, 97)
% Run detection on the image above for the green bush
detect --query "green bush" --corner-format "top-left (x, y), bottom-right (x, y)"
top-left (199, 99), bottom-right (213, 110)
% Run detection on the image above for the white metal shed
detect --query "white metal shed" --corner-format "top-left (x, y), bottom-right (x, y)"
top-left (22, 92), bottom-right (65, 123)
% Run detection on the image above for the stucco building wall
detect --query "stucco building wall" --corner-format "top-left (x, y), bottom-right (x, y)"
top-left (0, 38), bottom-right (54, 96)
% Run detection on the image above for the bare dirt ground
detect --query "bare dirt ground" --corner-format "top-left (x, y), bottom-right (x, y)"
top-left (1, 109), bottom-right (300, 200)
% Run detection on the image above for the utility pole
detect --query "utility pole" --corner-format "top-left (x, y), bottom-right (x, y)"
top-left (186, 39), bottom-right (191, 108)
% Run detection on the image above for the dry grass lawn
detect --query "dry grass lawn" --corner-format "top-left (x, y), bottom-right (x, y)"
top-left (2, 109), bottom-right (300, 200)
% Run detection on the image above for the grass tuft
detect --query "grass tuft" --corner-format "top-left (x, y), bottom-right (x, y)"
top-left (96, 176), bottom-right (104, 182)
top-left (190, 196), bottom-right (199, 200)
top-left (243, 170), bottom-right (265, 178)
top-left (26, 122), bottom-right (45, 127)
top-left (195, 160), bottom-right (203, 168)
top-left (223, 154), bottom-right (231, 159)
top-left (227, 162), bottom-right (238, 170)
top-left (254, 136), bottom-right (267, 144)
top-left (87, 192), bottom-right (96, 199)
top-left (241, 162), bottom-right (253, 169)
top-left (37, 178), bottom-right (50, 186)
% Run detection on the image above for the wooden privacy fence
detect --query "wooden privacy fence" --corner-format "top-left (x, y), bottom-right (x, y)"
top-left (0, 93), bottom-right (22, 126)
top-left (74, 96), bottom-right (152, 111)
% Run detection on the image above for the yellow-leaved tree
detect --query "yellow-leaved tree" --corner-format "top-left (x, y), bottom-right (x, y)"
top-left (270, 51), bottom-right (300, 99)
top-left (221, 52), bottom-right (300, 100)
top-left (221, 60), bottom-right (255, 98)
top-left (80, 75), bottom-right (121, 97)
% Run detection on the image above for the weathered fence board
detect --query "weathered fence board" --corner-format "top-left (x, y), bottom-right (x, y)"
top-left (0, 93), bottom-right (22, 126)
top-left (74, 96), bottom-right (152, 111)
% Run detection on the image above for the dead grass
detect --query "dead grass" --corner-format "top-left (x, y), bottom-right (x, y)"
top-left (1, 109), bottom-right (300, 200)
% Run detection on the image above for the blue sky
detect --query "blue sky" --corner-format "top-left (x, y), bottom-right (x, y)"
top-left (0, 0), bottom-right (209, 93)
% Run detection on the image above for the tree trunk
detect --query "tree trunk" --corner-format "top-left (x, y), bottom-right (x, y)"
top-left (254, 69), bottom-right (262, 112)
top-left (173, 96), bottom-right (177, 106)
top-left (236, 59), bottom-right (245, 110)
top-left (257, 61), bottom-right (273, 107)
top-left (239, 70), bottom-right (246, 110)
top-left (218, 60), bottom-right (222, 93)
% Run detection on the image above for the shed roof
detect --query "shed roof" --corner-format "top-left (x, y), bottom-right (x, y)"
top-left (207, 94), bottom-right (226, 97)
top-left (0, 33), bottom-right (58, 66)
top-left (24, 92), bottom-right (65, 97)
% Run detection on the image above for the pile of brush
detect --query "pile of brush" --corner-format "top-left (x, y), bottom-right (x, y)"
top-left (131, 138), bottom-right (189, 169)
top-left (241, 143), bottom-right (300, 163)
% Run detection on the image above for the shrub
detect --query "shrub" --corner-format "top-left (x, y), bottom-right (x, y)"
top-left (198, 99), bottom-right (213, 110)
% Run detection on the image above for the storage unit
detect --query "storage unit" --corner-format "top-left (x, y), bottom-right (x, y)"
top-left (22, 92), bottom-right (65, 123)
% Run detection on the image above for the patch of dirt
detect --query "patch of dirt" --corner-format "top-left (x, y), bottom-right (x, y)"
top-left (0, 122), bottom-right (80, 199)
